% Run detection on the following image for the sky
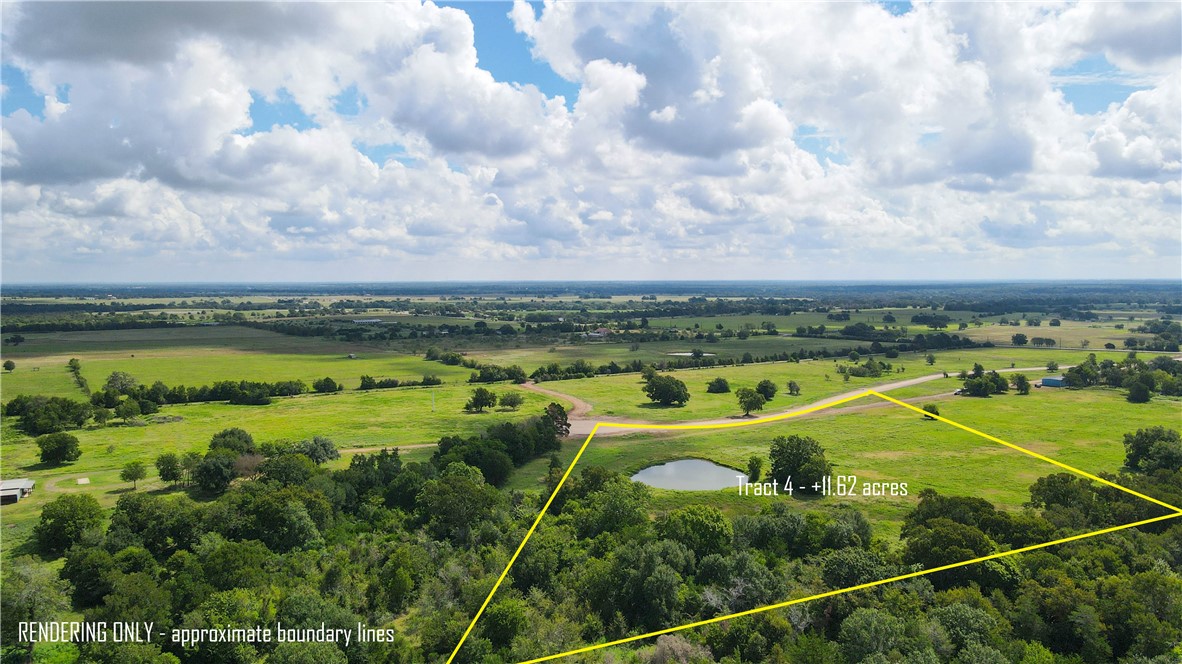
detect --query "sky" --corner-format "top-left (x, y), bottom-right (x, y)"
top-left (1, 1), bottom-right (1179, 283)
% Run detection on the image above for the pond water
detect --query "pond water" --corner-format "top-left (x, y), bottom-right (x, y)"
top-left (630, 459), bottom-right (744, 491)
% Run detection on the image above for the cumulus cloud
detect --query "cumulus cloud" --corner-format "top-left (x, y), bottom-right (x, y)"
top-left (1, 0), bottom-right (1179, 282)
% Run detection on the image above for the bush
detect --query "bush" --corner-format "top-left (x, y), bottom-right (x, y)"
top-left (755, 379), bottom-right (778, 400)
top-left (644, 375), bottom-right (690, 406)
top-left (921, 404), bottom-right (939, 420)
top-left (36, 432), bottom-right (82, 465)
top-left (706, 377), bottom-right (730, 393)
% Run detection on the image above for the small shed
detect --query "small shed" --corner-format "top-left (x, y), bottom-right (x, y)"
top-left (0, 478), bottom-right (36, 505)
top-left (1042, 376), bottom-right (1065, 387)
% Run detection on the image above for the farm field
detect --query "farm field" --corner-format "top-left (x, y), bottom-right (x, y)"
top-left (508, 386), bottom-right (1182, 540)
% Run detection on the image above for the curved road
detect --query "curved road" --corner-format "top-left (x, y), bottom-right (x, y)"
top-left (522, 365), bottom-right (1059, 438)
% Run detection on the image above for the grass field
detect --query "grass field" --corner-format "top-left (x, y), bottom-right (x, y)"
top-left (544, 347), bottom-right (1139, 422)
top-left (508, 387), bottom-right (1182, 541)
top-left (0, 383), bottom-right (569, 561)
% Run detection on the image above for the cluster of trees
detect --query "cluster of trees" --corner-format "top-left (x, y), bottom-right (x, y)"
top-left (4, 394), bottom-right (93, 435)
top-left (89, 371), bottom-right (310, 410)
top-left (837, 357), bottom-right (893, 378)
top-left (462, 387), bottom-right (524, 413)
top-left (358, 374), bottom-right (442, 390)
top-left (432, 403), bottom-right (568, 486)
top-left (957, 363), bottom-right (1011, 397)
top-left (1062, 353), bottom-right (1182, 402)
top-left (67, 358), bottom-right (88, 393)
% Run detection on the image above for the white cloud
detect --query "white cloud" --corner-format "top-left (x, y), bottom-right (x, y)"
top-left (1, 1), bottom-right (1179, 282)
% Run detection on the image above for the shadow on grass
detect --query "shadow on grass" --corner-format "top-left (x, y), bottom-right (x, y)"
top-left (637, 402), bottom-right (688, 409)
top-left (18, 460), bottom-right (74, 472)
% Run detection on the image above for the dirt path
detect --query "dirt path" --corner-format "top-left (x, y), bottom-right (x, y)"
top-left (538, 365), bottom-right (1057, 437)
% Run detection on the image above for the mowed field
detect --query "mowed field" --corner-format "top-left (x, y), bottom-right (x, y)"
top-left (508, 387), bottom-right (1182, 540)
top-left (543, 347), bottom-right (1140, 422)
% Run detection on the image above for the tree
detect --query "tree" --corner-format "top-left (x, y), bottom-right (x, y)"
top-left (706, 377), bottom-right (731, 393)
top-left (499, 392), bottom-right (525, 410)
top-left (921, 403), bottom-right (939, 420)
top-left (756, 379), bottom-right (778, 400)
top-left (195, 453), bottom-right (237, 494)
top-left (769, 435), bottom-right (830, 493)
top-left (1047, 360), bottom-right (1059, 372)
top-left (92, 407), bottom-right (111, 425)
top-left (839, 608), bottom-right (904, 662)
top-left (543, 402), bottom-right (571, 437)
top-left (114, 398), bottom-right (141, 421)
top-left (104, 371), bottom-right (139, 393)
top-left (121, 461), bottom-right (147, 489)
top-left (787, 380), bottom-right (801, 396)
top-left (2, 360), bottom-right (13, 372)
top-left (180, 451), bottom-right (202, 486)
top-left (747, 455), bottom-right (763, 482)
top-left (644, 375), bottom-right (690, 406)
top-left (156, 453), bottom-right (182, 485)
top-left (657, 505), bottom-right (733, 557)
top-left (849, 351), bottom-right (860, 362)
top-left (209, 427), bottom-right (255, 454)
top-left (465, 387), bottom-right (498, 413)
top-left (1127, 381), bottom-right (1151, 404)
top-left (36, 432), bottom-right (82, 465)
top-left (1011, 373), bottom-right (1031, 395)
top-left (1, 556), bottom-right (71, 655)
top-left (1123, 427), bottom-right (1182, 473)
top-left (35, 493), bottom-right (104, 554)
top-left (1012, 333), bottom-right (1028, 346)
top-left (926, 353), bottom-right (936, 365)
top-left (312, 377), bottom-right (341, 393)
top-left (291, 436), bottom-right (339, 464)
top-left (736, 387), bottom-right (766, 416)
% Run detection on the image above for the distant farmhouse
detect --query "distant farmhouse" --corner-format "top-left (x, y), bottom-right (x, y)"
top-left (585, 327), bottom-right (612, 340)
top-left (0, 478), bottom-right (35, 505)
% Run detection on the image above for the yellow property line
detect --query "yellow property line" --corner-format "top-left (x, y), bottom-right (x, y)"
top-left (445, 388), bottom-right (1182, 663)
top-left (867, 390), bottom-right (1182, 514)
top-left (517, 511), bottom-right (1182, 664)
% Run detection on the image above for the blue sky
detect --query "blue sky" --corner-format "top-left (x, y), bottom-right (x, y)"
top-left (1, 1), bottom-right (1178, 283)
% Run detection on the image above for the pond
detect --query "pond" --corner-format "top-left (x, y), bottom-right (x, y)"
top-left (630, 459), bottom-right (744, 491)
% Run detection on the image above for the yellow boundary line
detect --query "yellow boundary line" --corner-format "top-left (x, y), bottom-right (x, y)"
top-left (445, 390), bottom-right (1182, 664)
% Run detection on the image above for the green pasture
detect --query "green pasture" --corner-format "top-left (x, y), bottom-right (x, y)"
top-left (544, 347), bottom-right (1138, 422)
top-left (508, 387), bottom-right (1181, 540)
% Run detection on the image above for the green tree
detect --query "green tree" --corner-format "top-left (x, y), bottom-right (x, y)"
top-left (1127, 380), bottom-right (1151, 403)
top-left (644, 375), bottom-right (691, 406)
top-left (787, 380), bottom-right (801, 396)
top-left (115, 398), bottom-right (141, 421)
top-left (121, 461), bottom-right (147, 489)
top-left (926, 353), bottom-right (937, 365)
top-left (1012, 333), bottom-right (1028, 346)
top-left (483, 598), bottom-right (529, 648)
top-left (418, 463), bottom-right (505, 545)
top-left (195, 452), bottom-right (237, 494)
top-left (104, 371), bottom-right (139, 393)
top-left (499, 391), bottom-right (525, 410)
top-left (756, 379), bottom-right (778, 400)
top-left (1011, 373), bottom-right (1031, 395)
top-left (922, 403), bottom-right (940, 420)
top-left (465, 387), bottom-right (498, 412)
top-left (36, 432), bottom-right (82, 465)
top-left (1123, 427), bottom-right (1181, 473)
top-left (736, 387), bottom-right (766, 415)
top-left (35, 493), bottom-right (104, 554)
top-left (657, 505), bottom-right (733, 557)
top-left (769, 435), bottom-right (830, 493)
top-left (747, 455), bottom-right (763, 482)
top-left (1046, 360), bottom-right (1059, 372)
top-left (268, 642), bottom-right (347, 664)
top-left (839, 608), bottom-right (904, 662)
top-left (312, 377), bottom-right (340, 393)
top-left (209, 427), bottom-right (255, 454)
top-left (2, 360), bottom-right (14, 372)
top-left (706, 377), bottom-right (731, 393)
top-left (1, 556), bottom-right (71, 655)
top-left (290, 436), bottom-right (338, 464)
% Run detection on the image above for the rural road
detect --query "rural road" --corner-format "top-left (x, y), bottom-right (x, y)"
top-left (522, 365), bottom-right (1060, 438)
